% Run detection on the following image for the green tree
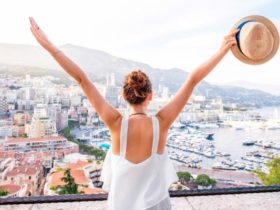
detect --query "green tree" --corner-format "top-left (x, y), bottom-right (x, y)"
top-left (254, 156), bottom-right (280, 185)
top-left (62, 126), bottom-right (106, 160)
top-left (68, 120), bottom-right (79, 129)
top-left (0, 188), bottom-right (8, 196)
top-left (56, 168), bottom-right (82, 195)
top-left (177, 171), bottom-right (192, 183)
top-left (195, 174), bottom-right (217, 187)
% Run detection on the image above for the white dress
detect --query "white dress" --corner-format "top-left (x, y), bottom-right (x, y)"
top-left (100, 115), bottom-right (178, 210)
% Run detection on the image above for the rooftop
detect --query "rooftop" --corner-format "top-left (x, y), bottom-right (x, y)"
top-left (7, 165), bottom-right (40, 176)
top-left (5, 136), bottom-right (66, 144)
top-left (50, 170), bottom-right (89, 186)
top-left (67, 161), bottom-right (91, 170)
top-left (0, 184), bottom-right (20, 195)
top-left (0, 186), bottom-right (279, 210)
top-left (5, 136), bottom-right (67, 144)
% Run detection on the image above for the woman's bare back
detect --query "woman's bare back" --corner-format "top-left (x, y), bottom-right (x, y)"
top-left (110, 115), bottom-right (168, 164)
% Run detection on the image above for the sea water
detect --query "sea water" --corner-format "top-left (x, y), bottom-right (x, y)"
top-left (173, 106), bottom-right (280, 169)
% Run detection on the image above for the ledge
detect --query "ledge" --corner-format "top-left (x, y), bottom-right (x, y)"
top-left (0, 185), bottom-right (280, 205)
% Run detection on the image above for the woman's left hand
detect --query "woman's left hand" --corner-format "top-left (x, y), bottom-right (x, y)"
top-left (220, 29), bottom-right (239, 54)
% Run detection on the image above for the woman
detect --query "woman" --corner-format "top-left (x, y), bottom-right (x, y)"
top-left (29, 17), bottom-right (237, 210)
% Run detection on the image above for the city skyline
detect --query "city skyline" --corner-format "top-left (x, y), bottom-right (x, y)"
top-left (0, 66), bottom-right (280, 198)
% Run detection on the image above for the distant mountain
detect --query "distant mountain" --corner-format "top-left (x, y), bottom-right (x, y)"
top-left (221, 81), bottom-right (280, 96)
top-left (0, 43), bottom-right (190, 89)
top-left (196, 83), bottom-right (280, 107)
top-left (0, 43), bottom-right (280, 107)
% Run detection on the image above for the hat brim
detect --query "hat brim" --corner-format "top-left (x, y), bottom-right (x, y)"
top-left (231, 15), bottom-right (279, 65)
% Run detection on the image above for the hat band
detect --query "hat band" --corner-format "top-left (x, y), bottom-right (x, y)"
top-left (236, 19), bottom-right (256, 55)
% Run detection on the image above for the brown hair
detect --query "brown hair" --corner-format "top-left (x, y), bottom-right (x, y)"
top-left (123, 70), bottom-right (152, 105)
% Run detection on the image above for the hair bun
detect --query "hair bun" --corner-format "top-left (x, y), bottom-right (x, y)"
top-left (123, 70), bottom-right (152, 105)
top-left (128, 71), bottom-right (147, 90)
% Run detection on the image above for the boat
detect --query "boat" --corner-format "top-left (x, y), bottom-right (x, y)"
top-left (206, 133), bottom-right (214, 140)
top-left (242, 140), bottom-right (256, 146)
top-left (216, 151), bottom-right (230, 157)
top-left (204, 150), bottom-right (216, 158)
top-left (235, 126), bottom-right (246, 130)
top-left (187, 122), bottom-right (219, 129)
top-left (265, 125), bottom-right (280, 130)
top-left (234, 161), bottom-right (246, 170)
top-left (212, 163), bottom-right (237, 170)
top-left (255, 140), bottom-right (275, 149)
top-left (171, 121), bottom-right (186, 129)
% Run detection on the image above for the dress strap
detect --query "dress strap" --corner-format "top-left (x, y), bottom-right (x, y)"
top-left (120, 115), bottom-right (128, 158)
top-left (151, 116), bottom-right (160, 155)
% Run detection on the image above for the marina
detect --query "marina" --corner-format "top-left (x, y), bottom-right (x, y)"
top-left (166, 118), bottom-right (280, 174)
top-left (71, 119), bottom-right (280, 174)
top-left (70, 107), bottom-right (280, 176)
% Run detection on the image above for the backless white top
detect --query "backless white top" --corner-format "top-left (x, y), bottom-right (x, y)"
top-left (100, 115), bottom-right (178, 210)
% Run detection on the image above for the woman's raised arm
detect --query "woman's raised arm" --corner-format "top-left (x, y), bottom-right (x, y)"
top-left (156, 29), bottom-right (238, 130)
top-left (29, 17), bottom-right (121, 129)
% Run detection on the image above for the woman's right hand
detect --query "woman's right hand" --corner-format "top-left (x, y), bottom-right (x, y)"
top-left (29, 17), bottom-right (59, 54)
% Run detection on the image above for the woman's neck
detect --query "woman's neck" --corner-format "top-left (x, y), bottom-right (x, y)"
top-left (129, 105), bottom-right (147, 115)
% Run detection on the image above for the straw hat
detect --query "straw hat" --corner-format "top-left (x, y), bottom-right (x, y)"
top-left (231, 15), bottom-right (279, 65)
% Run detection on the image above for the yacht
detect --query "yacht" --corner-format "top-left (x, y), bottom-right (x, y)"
top-left (171, 121), bottom-right (187, 129)
top-left (212, 162), bottom-right (236, 170)
top-left (242, 140), bottom-right (256, 146)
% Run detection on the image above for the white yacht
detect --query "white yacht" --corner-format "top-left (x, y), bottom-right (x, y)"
top-left (242, 140), bottom-right (256, 146)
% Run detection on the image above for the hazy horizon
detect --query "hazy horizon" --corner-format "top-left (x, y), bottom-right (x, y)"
top-left (0, 0), bottom-right (279, 85)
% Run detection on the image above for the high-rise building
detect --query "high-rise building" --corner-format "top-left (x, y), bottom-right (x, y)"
top-left (0, 97), bottom-right (8, 113)
top-left (162, 86), bottom-right (170, 98)
top-left (0, 120), bottom-right (13, 138)
top-left (26, 104), bottom-right (57, 137)
top-left (61, 97), bottom-right (70, 108)
top-left (105, 86), bottom-right (119, 108)
top-left (27, 117), bottom-right (57, 137)
top-left (13, 112), bottom-right (27, 126)
top-left (106, 73), bottom-right (116, 86)
top-left (33, 104), bottom-right (48, 119)
top-left (57, 110), bottom-right (68, 131)
top-left (48, 104), bottom-right (61, 129)
top-left (70, 96), bottom-right (82, 107)
top-left (5, 90), bottom-right (17, 102)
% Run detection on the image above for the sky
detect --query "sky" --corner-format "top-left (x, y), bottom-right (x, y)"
top-left (0, 0), bottom-right (279, 85)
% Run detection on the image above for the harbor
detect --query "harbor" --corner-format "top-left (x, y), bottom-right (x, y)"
top-left (167, 122), bottom-right (280, 174)
top-left (69, 106), bottom-right (280, 177)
